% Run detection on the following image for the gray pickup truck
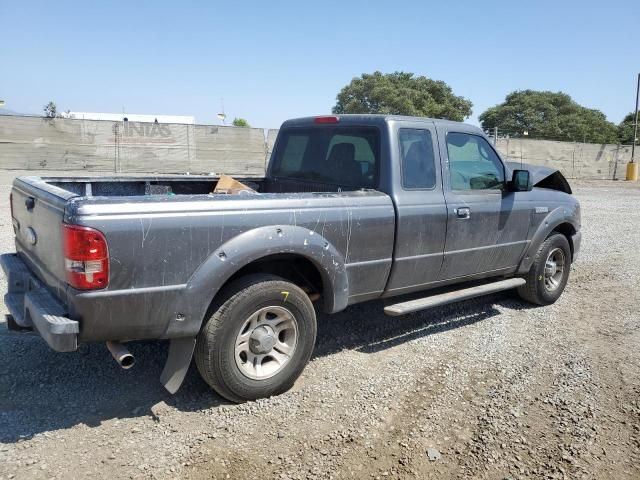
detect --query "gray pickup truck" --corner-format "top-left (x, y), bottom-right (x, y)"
top-left (2, 115), bottom-right (581, 402)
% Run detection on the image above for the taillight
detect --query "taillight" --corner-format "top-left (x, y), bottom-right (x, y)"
top-left (63, 224), bottom-right (109, 290)
top-left (314, 116), bottom-right (340, 124)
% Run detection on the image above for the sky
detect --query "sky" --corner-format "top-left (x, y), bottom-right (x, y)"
top-left (1, 0), bottom-right (638, 129)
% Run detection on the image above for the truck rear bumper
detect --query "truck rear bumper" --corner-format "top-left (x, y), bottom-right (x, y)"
top-left (1, 253), bottom-right (78, 352)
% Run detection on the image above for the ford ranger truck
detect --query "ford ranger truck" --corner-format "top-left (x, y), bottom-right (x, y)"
top-left (1, 115), bottom-right (581, 402)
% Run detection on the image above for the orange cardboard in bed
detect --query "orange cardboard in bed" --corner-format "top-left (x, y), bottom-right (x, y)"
top-left (212, 175), bottom-right (256, 194)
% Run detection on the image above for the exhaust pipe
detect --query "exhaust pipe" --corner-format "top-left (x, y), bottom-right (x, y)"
top-left (106, 341), bottom-right (135, 369)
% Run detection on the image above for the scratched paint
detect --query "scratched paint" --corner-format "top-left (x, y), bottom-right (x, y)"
top-left (10, 117), bottom-right (578, 348)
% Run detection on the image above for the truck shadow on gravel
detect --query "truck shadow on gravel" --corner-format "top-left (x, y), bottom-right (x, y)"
top-left (312, 292), bottom-right (532, 357)
top-left (0, 292), bottom-right (532, 443)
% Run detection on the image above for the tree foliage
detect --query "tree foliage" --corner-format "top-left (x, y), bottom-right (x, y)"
top-left (618, 112), bottom-right (638, 144)
top-left (479, 90), bottom-right (618, 144)
top-left (232, 117), bottom-right (250, 127)
top-left (43, 101), bottom-right (58, 118)
top-left (332, 71), bottom-right (472, 121)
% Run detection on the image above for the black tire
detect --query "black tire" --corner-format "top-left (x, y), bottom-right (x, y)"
top-left (195, 274), bottom-right (317, 403)
top-left (518, 233), bottom-right (571, 305)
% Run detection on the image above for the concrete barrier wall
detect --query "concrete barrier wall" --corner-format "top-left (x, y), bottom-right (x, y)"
top-left (495, 138), bottom-right (633, 180)
top-left (0, 115), bottom-right (267, 175)
top-left (0, 115), bottom-right (634, 179)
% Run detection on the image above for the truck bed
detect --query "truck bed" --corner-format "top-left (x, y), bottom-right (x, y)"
top-left (39, 174), bottom-right (365, 198)
top-left (9, 174), bottom-right (395, 343)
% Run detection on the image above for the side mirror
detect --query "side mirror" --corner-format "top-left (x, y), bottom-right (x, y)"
top-left (510, 169), bottom-right (532, 192)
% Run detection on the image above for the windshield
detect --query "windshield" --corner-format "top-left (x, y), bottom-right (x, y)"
top-left (271, 127), bottom-right (379, 188)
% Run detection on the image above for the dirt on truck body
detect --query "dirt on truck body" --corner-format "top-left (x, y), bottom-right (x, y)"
top-left (2, 114), bottom-right (580, 403)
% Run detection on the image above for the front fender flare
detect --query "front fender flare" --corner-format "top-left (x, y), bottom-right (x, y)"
top-left (517, 206), bottom-right (579, 274)
top-left (164, 225), bottom-right (349, 338)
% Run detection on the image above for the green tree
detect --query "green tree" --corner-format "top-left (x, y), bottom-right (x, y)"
top-left (332, 71), bottom-right (472, 121)
top-left (232, 117), bottom-right (250, 127)
top-left (43, 101), bottom-right (58, 118)
top-left (618, 112), bottom-right (638, 144)
top-left (479, 90), bottom-right (618, 144)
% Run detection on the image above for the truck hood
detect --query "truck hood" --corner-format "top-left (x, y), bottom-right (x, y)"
top-left (505, 161), bottom-right (572, 194)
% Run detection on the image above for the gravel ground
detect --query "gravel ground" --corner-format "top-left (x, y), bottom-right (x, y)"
top-left (0, 171), bottom-right (639, 480)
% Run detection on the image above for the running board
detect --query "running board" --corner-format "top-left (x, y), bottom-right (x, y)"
top-left (384, 278), bottom-right (526, 316)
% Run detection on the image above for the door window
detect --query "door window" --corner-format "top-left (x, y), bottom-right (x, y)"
top-left (399, 129), bottom-right (436, 189)
top-left (446, 132), bottom-right (504, 191)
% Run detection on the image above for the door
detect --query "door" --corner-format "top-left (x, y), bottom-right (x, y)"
top-left (384, 125), bottom-right (447, 295)
top-left (439, 131), bottom-right (530, 280)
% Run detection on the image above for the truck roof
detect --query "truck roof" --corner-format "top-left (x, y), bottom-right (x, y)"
top-left (282, 114), bottom-right (485, 135)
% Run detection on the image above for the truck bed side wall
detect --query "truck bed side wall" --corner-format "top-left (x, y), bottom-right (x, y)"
top-left (67, 192), bottom-right (395, 341)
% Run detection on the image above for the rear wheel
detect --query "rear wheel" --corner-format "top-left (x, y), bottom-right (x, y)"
top-left (195, 274), bottom-right (317, 403)
top-left (518, 233), bottom-right (571, 305)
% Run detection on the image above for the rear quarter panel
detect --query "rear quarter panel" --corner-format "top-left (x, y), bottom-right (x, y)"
top-left (67, 191), bottom-right (395, 341)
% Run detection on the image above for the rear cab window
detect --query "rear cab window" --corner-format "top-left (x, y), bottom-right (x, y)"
top-left (271, 127), bottom-right (379, 188)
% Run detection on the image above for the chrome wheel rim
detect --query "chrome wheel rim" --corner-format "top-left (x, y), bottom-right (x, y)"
top-left (544, 247), bottom-right (566, 292)
top-left (234, 306), bottom-right (298, 380)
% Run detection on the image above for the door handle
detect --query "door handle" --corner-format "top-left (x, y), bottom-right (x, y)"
top-left (455, 207), bottom-right (470, 219)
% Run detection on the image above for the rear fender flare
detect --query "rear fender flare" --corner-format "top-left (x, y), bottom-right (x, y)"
top-left (165, 225), bottom-right (349, 338)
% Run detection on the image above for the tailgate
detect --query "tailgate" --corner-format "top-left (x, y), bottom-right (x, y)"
top-left (10, 177), bottom-right (75, 298)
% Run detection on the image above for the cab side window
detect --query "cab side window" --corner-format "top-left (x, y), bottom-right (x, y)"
top-left (446, 132), bottom-right (504, 191)
top-left (399, 129), bottom-right (436, 189)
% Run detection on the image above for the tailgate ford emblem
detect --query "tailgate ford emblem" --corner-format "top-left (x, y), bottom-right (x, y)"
top-left (25, 227), bottom-right (37, 245)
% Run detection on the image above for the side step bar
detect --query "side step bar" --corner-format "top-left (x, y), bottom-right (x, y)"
top-left (384, 278), bottom-right (526, 316)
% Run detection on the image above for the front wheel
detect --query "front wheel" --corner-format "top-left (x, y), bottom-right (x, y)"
top-left (195, 274), bottom-right (317, 403)
top-left (518, 233), bottom-right (572, 305)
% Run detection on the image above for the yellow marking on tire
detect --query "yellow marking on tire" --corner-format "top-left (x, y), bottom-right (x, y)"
top-left (281, 291), bottom-right (290, 302)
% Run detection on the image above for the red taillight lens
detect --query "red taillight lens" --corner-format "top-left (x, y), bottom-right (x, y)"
top-left (314, 116), bottom-right (340, 124)
top-left (63, 224), bottom-right (109, 290)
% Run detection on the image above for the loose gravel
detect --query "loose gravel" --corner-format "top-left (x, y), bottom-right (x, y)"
top-left (0, 171), bottom-right (639, 480)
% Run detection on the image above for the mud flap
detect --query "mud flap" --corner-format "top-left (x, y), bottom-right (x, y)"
top-left (160, 337), bottom-right (196, 394)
